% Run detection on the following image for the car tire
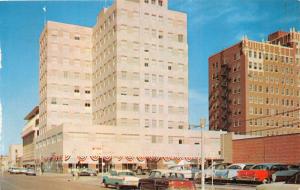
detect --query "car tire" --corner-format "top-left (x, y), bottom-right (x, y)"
top-left (103, 179), bottom-right (108, 187)
top-left (262, 178), bottom-right (270, 184)
top-left (115, 183), bottom-right (120, 190)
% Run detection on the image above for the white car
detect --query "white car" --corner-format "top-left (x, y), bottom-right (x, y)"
top-left (257, 171), bottom-right (300, 190)
top-left (102, 170), bottom-right (140, 189)
top-left (168, 165), bottom-right (198, 180)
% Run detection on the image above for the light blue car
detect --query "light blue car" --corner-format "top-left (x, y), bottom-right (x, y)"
top-left (102, 170), bottom-right (140, 189)
top-left (214, 163), bottom-right (254, 181)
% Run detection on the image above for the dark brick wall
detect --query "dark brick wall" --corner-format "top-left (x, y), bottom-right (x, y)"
top-left (233, 133), bottom-right (300, 164)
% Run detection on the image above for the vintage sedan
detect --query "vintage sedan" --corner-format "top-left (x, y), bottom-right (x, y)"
top-left (257, 171), bottom-right (300, 190)
top-left (139, 170), bottom-right (196, 190)
top-left (237, 163), bottom-right (288, 183)
top-left (25, 168), bottom-right (37, 176)
top-left (272, 165), bottom-right (300, 182)
top-left (196, 162), bottom-right (231, 181)
top-left (78, 168), bottom-right (97, 176)
top-left (9, 167), bottom-right (23, 174)
top-left (168, 165), bottom-right (199, 180)
top-left (102, 170), bottom-right (139, 189)
top-left (214, 163), bottom-right (254, 181)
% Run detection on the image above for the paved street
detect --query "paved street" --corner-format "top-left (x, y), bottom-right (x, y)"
top-left (0, 172), bottom-right (257, 190)
top-left (0, 172), bottom-right (105, 190)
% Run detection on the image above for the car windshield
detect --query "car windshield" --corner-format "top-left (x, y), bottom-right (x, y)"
top-left (149, 171), bottom-right (162, 178)
top-left (167, 173), bottom-right (184, 179)
top-left (118, 172), bottom-right (135, 176)
top-left (243, 165), bottom-right (254, 170)
top-left (228, 165), bottom-right (241, 170)
top-left (209, 164), bottom-right (227, 170)
top-left (251, 165), bottom-right (269, 170)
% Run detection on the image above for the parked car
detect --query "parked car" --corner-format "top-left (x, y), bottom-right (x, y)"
top-left (139, 170), bottom-right (196, 190)
top-left (257, 171), bottom-right (300, 190)
top-left (20, 168), bottom-right (28, 174)
top-left (272, 165), bottom-right (300, 182)
top-left (237, 163), bottom-right (288, 183)
top-left (9, 167), bottom-right (23, 174)
top-left (214, 163), bottom-right (254, 181)
top-left (78, 168), bottom-right (97, 176)
top-left (25, 168), bottom-right (36, 176)
top-left (102, 170), bottom-right (140, 189)
top-left (168, 165), bottom-right (199, 180)
top-left (196, 162), bottom-right (231, 182)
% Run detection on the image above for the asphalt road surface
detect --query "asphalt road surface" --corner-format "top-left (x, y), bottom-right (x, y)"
top-left (0, 172), bottom-right (256, 190)
top-left (0, 172), bottom-right (106, 190)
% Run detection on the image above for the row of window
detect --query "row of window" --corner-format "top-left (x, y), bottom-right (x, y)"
top-left (248, 119), bottom-right (298, 127)
top-left (248, 73), bottom-right (295, 85)
top-left (249, 107), bottom-right (299, 116)
top-left (144, 0), bottom-right (163, 6)
top-left (248, 50), bottom-right (294, 64)
top-left (249, 84), bottom-right (299, 96)
top-left (50, 98), bottom-right (91, 107)
top-left (36, 133), bottom-right (63, 148)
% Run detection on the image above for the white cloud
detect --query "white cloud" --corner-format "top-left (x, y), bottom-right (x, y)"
top-left (174, 0), bottom-right (269, 27)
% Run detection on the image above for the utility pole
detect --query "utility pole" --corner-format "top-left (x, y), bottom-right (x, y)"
top-left (101, 143), bottom-right (104, 178)
top-left (200, 118), bottom-right (206, 190)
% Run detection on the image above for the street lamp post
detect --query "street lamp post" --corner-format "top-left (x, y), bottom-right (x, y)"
top-left (101, 143), bottom-right (104, 178)
top-left (200, 118), bottom-right (206, 190)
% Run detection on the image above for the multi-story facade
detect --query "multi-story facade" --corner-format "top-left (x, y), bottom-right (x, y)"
top-left (8, 144), bottom-right (23, 167)
top-left (92, 0), bottom-right (188, 129)
top-left (22, 106), bottom-right (39, 168)
top-left (35, 0), bottom-right (208, 173)
top-left (39, 21), bottom-right (92, 136)
top-left (209, 28), bottom-right (300, 136)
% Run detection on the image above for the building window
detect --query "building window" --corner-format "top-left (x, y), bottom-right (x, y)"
top-left (145, 119), bottom-right (149, 128)
top-left (121, 87), bottom-right (127, 96)
top-left (178, 34), bottom-right (183, 42)
top-left (51, 98), bottom-right (57, 104)
top-left (151, 0), bottom-right (155, 4)
top-left (179, 139), bottom-right (183, 144)
top-left (144, 73), bottom-right (149, 82)
top-left (85, 103), bottom-right (91, 107)
top-left (74, 36), bottom-right (80, 40)
top-left (85, 90), bottom-right (90, 94)
top-left (144, 0), bottom-right (149, 3)
top-left (144, 62), bottom-right (149, 67)
top-left (74, 88), bottom-right (80, 93)
top-left (158, 0), bottom-right (163, 6)
top-left (145, 104), bottom-right (150, 113)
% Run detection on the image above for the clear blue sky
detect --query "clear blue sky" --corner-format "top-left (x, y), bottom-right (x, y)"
top-left (0, 0), bottom-right (300, 154)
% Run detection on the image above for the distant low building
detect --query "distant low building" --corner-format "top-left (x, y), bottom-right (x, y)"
top-left (36, 124), bottom-right (226, 173)
top-left (0, 155), bottom-right (9, 171)
top-left (22, 106), bottom-right (39, 168)
top-left (222, 132), bottom-right (300, 164)
top-left (8, 144), bottom-right (23, 167)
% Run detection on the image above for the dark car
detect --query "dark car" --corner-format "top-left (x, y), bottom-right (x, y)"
top-left (272, 165), bottom-right (300, 182)
top-left (138, 170), bottom-right (196, 190)
top-left (78, 168), bottom-right (97, 176)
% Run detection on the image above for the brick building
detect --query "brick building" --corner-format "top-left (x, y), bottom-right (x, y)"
top-left (209, 28), bottom-right (300, 135)
top-left (223, 133), bottom-right (300, 164)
